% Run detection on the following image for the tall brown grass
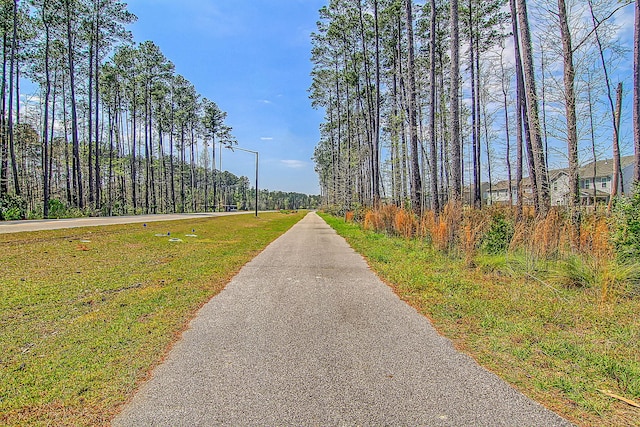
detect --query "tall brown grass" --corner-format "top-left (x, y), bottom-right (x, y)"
top-left (353, 202), bottom-right (629, 302)
top-left (345, 211), bottom-right (355, 222)
top-left (357, 203), bottom-right (613, 264)
top-left (393, 208), bottom-right (417, 238)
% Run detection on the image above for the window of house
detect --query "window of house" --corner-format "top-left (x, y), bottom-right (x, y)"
top-left (585, 181), bottom-right (590, 189)
top-left (553, 183), bottom-right (558, 191)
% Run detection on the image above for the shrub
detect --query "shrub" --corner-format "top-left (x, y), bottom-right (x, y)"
top-left (481, 211), bottom-right (514, 255)
top-left (0, 194), bottom-right (26, 220)
top-left (611, 183), bottom-right (640, 264)
top-left (48, 199), bottom-right (68, 218)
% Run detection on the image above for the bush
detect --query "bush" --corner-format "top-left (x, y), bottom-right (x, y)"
top-left (48, 199), bottom-right (68, 218)
top-left (481, 212), bottom-right (514, 255)
top-left (0, 194), bottom-right (26, 220)
top-left (611, 183), bottom-right (640, 264)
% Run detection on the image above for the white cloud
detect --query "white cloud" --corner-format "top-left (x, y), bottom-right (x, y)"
top-left (260, 137), bottom-right (274, 141)
top-left (258, 99), bottom-right (273, 104)
top-left (281, 160), bottom-right (306, 169)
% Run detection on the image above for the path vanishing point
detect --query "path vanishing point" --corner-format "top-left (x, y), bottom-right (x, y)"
top-left (113, 212), bottom-right (573, 426)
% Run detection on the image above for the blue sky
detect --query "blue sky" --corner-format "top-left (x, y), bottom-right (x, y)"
top-left (126, 0), bottom-right (327, 195)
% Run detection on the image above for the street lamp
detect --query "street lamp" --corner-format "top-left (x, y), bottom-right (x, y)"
top-left (226, 145), bottom-right (259, 217)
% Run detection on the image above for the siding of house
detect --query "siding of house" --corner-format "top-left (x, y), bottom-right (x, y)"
top-left (550, 174), bottom-right (569, 206)
top-left (488, 156), bottom-right (637, 207)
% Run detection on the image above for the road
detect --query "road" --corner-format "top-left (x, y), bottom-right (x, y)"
top-left (0, 211), bottom-right (254, 234)
top-left (113, 212), bottom-right (572, 426)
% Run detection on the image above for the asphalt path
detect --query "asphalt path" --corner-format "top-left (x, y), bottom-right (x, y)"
top-left (0, 211), bottom-right (255, 234)
top-left (113, 212), bottom-right (572, 426)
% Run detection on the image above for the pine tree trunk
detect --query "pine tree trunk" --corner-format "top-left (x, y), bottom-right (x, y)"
top-left (405, 0), bottom-right (422, 214)
top-left (131, 96), bottom-right (138, 212)
top-left (8, 0), bottom-right (20, 196)
top-left (469, 0), bottom-right (480, 209)
top-left (373, 0), bottom-right (381, 205)
top-left (449, 0), bottom-right (461, 203)
top-left (516, 0), bottom-right (550, 214)
top-left (190, 126), bottom-right (195, 212)
top-left (558, 0), bottom-right (580, 244)
top-left (1, 31), bottom-right (7, 197)
top-left (587, 79), bottom-right (598, 205)
top-left (65, 0), bottom-right (84, 209)
top-left (88, 41), bottom-right (94, 206)
top-left (509, 0), bottom-right (524, 217)
top-left (48, 69), bottom-right (57, 211)
top-left (609, 82), bottom-right (623, 207)
top-left (180, 126), bottom-right (185, 213)
top-left (429, 0), bottom-right (440, 213)
top-left (42, 12), bottom-right (51, 217)
top-left (108, 104), bottom-right (115, 215)
top-left (170, 102), bottom-right (176, 212)
top-left (62, 73), bottom-right (72, 206)
top-left (94, 18), bottom-right (101, 211)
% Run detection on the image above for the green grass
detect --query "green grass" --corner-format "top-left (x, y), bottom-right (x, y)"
top-left (0, 211), bottom-right (305, 426)
top-left (321, 213), bottom-right (640, 427)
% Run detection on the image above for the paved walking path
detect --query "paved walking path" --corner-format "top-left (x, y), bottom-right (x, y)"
top-left (113, 212), bottom-right (572, 426)
top-left (0, 211), bottom-right (253, 234)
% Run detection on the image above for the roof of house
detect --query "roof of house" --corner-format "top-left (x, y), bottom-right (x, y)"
top-left (579, 155), bottom-right (635, 179)
top-left (488, 156), bottom-right (638, 191)
top-left (489, 168), bottom-right (567, 193)
top-left (492, 180), bottom-right (511, 191)
top-left (549, 168), bottom-right (568, 181)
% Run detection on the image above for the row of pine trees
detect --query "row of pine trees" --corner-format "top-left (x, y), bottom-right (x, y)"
top-left (0, 0), bottom-right (271, 219)
top-left (310, 0), bottom-right (640, 218)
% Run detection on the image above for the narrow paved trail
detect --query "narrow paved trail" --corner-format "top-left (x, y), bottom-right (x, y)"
top-left (113, 212), bottom-right (572, 426)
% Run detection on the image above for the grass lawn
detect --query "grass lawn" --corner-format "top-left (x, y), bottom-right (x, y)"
top-left (0, 211), bottom-right (305, 426)
top-left (321, 213), bottom-right (640, 427)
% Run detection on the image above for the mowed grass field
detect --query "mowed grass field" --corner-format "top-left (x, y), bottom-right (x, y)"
top-left (0, 211), bottom-right (305, 426)
top-left (321, 213), bottom-right (640, 427)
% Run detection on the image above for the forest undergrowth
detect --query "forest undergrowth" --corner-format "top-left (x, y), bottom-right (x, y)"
top-left (322, 190), bottom-right (640, 426)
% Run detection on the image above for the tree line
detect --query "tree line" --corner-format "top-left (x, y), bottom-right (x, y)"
top-left (310, 0), bottom-right (640, 218)
top-left (0, 0), bottom-right (315, 220)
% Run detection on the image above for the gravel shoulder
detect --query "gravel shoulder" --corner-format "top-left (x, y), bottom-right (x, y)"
top-left (112, 212), bottom-right (573, 426)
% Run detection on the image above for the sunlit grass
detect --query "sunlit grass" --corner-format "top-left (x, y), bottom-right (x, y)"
top-left (321, 213), bottom-right (640, 427)
top-left (0, 212), bottom-right (305, 426)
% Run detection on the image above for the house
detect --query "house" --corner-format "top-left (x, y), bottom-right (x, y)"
top-left (462, 182), bottom-right (490, 206)
top-left (487, 168), bottom-right (569, 206)
top-left (486, 155), bottom-right (637, 207)
top-left (578, 155), bottom-right (636, 205)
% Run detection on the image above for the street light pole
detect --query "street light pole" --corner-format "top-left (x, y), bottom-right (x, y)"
top-left (227, 146), bottom-right (258, 217)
